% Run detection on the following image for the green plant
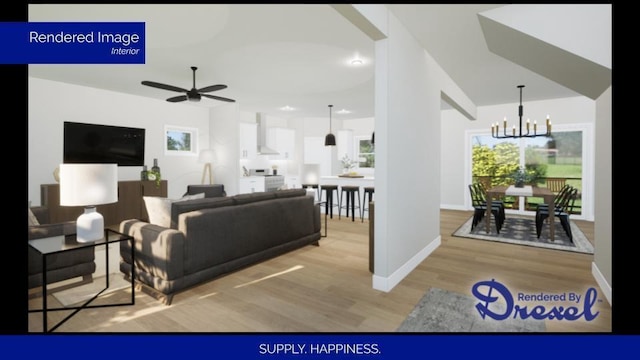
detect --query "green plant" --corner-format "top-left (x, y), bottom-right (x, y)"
top-left (509, 167), bottom-right (533, 186)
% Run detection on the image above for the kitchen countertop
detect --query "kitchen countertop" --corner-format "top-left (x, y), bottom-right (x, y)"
top-left (321, 175), bottom-right (374, 180)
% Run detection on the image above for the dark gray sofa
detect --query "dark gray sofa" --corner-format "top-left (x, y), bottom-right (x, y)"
top-left (28, 206), bottom-right (96, 294)
top-left (119, 188), bottom-right (321, 304)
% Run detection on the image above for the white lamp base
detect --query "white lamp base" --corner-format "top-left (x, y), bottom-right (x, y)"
top-left (76, 206), bottom-right (104, 243)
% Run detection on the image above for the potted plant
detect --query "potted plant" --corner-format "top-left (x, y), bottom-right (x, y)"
top-left (341, 154), bottom-right (356, 174)
top-left (510, 167), bottom-right (532, 188)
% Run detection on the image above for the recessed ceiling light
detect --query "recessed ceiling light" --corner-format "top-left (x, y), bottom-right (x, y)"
top-left (337, 109), bottom-right (351, 114)
top-left (350, 59), bottom-right (363, 66)
top-left (280, 105), bottom-right (295, 111)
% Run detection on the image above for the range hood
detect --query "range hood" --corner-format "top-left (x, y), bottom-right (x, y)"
top-left (256, 112), bottom-right (279, 155)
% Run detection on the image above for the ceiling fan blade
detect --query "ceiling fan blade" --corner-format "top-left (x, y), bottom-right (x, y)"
top-left (197, 84), bottom-right (227, 93)
top-left (202, 94), bottom-right (236, 103)
top-left (166, 95), bottom-right (188, 102)
top-left (141, 81), bottom-right (188, 93)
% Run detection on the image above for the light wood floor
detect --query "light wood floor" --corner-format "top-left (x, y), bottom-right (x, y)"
top-left (28, 209), bottom-right (611, 333)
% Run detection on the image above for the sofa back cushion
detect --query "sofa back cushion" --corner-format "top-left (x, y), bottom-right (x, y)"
top-left (170, 196), bottom-right (234, 229)
top-left (232, 192), bottom-right (277, 205)
top-left (273, 188), bottom-right (307, 199)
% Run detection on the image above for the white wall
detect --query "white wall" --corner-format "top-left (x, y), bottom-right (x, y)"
top-left (209, 103), bottom-right (240, 196)
top-left (372, 9), bottom-right (457, 291)
top-left (338, 5), bottom-right (475, 291)
top-left (28, 77), bottom-right (211, 203)
top-left (593, 86), bottom-right (611, 302)
top-left (440, 95), bottom-right (597, 218)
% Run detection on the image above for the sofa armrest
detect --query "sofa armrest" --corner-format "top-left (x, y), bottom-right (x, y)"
top-left (28, 221), bottom-right (76, 240)
top-left (119, 219), bottom-right (186, 281)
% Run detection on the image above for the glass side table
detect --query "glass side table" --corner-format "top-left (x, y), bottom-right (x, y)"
top-left (28, 228), bottom-right (135, 333)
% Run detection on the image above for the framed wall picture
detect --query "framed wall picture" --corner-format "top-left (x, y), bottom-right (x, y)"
top-left (164, 125), bottom-right (198, 156)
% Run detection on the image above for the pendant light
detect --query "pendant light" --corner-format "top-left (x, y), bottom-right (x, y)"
top-left (325, 104), bottom-right (336, 146)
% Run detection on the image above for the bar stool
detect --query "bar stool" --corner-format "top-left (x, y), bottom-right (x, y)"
top-left (339, 185), bottom-right (361, 222)
top-left (361, 186), bottom-right (374, 222)
top-left (319, 185), bottom-right (340, 218)
top-left (302, 183), bottom-right (320, 201)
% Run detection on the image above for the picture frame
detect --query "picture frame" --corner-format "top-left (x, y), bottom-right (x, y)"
top-left (164, 125), bottom-right (198, 156)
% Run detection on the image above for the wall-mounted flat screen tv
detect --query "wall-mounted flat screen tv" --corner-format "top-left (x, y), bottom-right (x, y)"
top-left (63, 122), bottom-right (145, 166)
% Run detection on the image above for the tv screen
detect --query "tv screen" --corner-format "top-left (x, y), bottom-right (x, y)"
top-left (63, 122), bottom-right (145, 166)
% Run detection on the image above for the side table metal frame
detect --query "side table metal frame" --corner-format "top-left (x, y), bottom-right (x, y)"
top-left (316, 201), bottom-right (328, 237)
top-left (28, 228), bottom-right (135, 333)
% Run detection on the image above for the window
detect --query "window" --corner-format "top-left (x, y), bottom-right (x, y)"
top-left (469, 125), bottom-right (589, 219)
top-left (354, 136), bottom-right (374, 169)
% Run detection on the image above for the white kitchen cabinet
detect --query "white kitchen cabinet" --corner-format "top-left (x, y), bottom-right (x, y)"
top-left (303, 136), bottom-right (332, 176)
top-left (239, 122), bottom-right (257, 159)
top-left (238, 176), bottom-right (265, 194)
top-left (337, 129), bottom-right (354, 161)
top-left (267, 127), bottom-right (295, 160)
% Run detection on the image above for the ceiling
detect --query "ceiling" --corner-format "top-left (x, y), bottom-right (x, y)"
top-left (28, 4), bottom-right (587, 121)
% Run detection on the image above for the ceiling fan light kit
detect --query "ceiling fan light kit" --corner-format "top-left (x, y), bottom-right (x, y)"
top-left (141, 66), bottom-right (235, 103)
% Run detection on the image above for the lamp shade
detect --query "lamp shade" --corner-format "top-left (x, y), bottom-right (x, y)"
top-left (302, 164), bottom-right (320, 184)
top-left (324, 133), bottom-right (336, 146)
top-left (198, 149), bottom-right (215, 163)
top-left (59, 164), bottom-right (118, 206)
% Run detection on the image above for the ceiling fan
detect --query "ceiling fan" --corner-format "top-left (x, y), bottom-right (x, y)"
top-left (141, 66), bottom-right (235, 103)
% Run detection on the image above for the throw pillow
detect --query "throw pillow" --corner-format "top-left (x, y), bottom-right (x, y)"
top-left (28, 207), bottom-right (40, 226)
top-left (144, 193), bottom-right (205, 228)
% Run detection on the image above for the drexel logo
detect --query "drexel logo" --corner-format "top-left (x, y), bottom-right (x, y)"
top-left (471, 279), bottom-right (599, 321)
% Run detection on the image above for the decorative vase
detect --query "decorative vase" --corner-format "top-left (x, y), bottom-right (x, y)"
top-left (515, 181), bottom-right (524, 188)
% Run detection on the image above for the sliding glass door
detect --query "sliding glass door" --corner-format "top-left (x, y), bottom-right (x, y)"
top-left (470, 128), bottom-right (586, 217)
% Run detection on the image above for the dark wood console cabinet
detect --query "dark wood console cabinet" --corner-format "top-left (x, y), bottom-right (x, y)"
top-left (41, 180), bottom-right (168, 226)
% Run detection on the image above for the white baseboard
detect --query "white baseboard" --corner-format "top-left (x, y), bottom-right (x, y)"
top-left (372, 236), bottom-right (441, 292)
top-left (591, 262), bottom-right (611, 306)
top-left (440, 204), bottom-right (468, 211)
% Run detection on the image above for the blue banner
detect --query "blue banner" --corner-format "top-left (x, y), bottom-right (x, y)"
top-left (0, 22), bottom-right (145, 64)
top-left (0, 334), bottom-right (637, 359)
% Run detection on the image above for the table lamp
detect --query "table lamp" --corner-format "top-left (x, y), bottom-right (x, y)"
top-left (59, 163), bottom-right (118, 243)
top-left (199, 149), bottom-right (215, 184)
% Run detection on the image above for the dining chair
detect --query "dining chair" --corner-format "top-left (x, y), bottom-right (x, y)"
top-left (536, 184), bottom-right (573, 214)
top-left (535, 187), bottom-right (578, 241)
top-left (474, 182), bottom-right (505, 227)
top-left (469, 184), bottom-right (503, 233)
top-left (546, 177), bottom-right (567, 194)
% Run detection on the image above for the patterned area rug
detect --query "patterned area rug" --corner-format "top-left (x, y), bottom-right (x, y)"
top-left (396, 288), bottom-right (546, 332)
top-left (452, 215), bottom-right (594, 254)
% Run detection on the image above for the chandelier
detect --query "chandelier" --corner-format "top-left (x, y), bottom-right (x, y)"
top-left (491, 85), bottom-right (551, 138)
